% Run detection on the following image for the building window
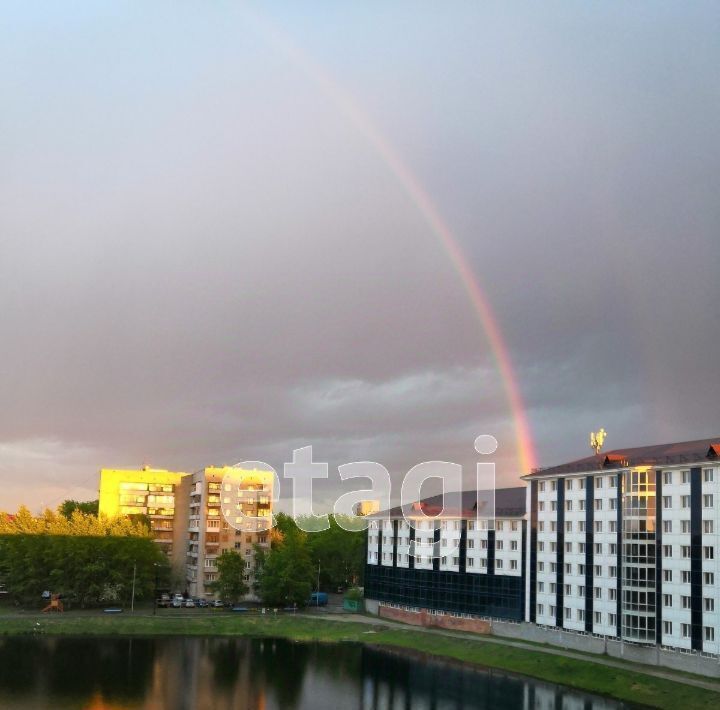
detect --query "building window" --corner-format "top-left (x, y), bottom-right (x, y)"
top-left (704, 520), bottom-right (714, 534)
top-left (539, 502), bottom-right (545, 512)
top-left (663, 496), bottom-right (672, 509)
top-left (703, 494), bottom-right (714, 508)
top-left (595, 477), bottom-right (603, 489)
top-left (564, 542), bottom-right (571, 553)
top-left (610, 498), bottom-right (617, 510)
top-left (467, 557), bottom-right (474, 567)
top-left (609, 543), bottom-right (617, 555)
top-left (663, 471), bottom-right (672, 485)
top-left (566, 521), bottom-right (572, 533)
top-left (595, 499), bottom-right (603, 511)
top-left (705, 627), bottom-right (715, 642)
top-left (663, 545), bottom-right (672, 558)
top-left (704, 598), bottom-right (714, 612)
top-left (609, 588), bottom-right (617, 601)
top-left (539, 482), bottom-right (545, 492)
top-left (682, 471), bottom-right (690, 484)
top-left (565, 500), bottom-right (573, 512)
top-left (537, 603), bottom-right (544, 615)
top-left (594, 543), bottom-right (602, 555)
top-left (551, 481), bottom-right (557, 491)
top-left (538, 581), bottom-right (544, 592)
top-left (577, 609), bottom-right (585, 622)
top-left (496, 521), bottom-right (504, 531)
top-left (609, 566), bottom-right (617, 577)
top-left (550, 501), bottom-right (557, 511)
top-left (663, 621), bottom-right (673, 635)
top-left (682, 570), bottom-right (691, 584)
top-left (594, 586), bottom-right (602, 600)
top-left (609, 476), bottom-right (616, 488)
top-left (510, 559), bottom-right (518, 570)
top-left (538, 541), bottom-right (545, 552)
top-left (564, 584), bottom-right (571, 595)
top-left (511, 540), bottom-right (518, 551)
top-left (538, 521), bottom-right (544, 532)
top-left (609, 613), bottom-right (616, 627)
top-left (609, 521), bottom-right (616, 533)
top-left (579, 521), bottom-right (586, 532)
top-left (663, 594), bottom-right (672, 607)
top-left (682, 596), bottom-right (691, 609)
top-left (468, 521), bottom-right (475, 531)
top-left (703, 469), bottom-right (714, 483)
top-left (467, 539), bottom-right (474, 549)
top-left (704, 572), bottom-right (715, 585)
top-left (663, 569), bottom-right (673, 583)
top-left (704, 546), bottom-right (714, 560)
top-left (594, 611), bottom-right (602, 624)
top-left (663, 520), bottom-right (672, 533)
top-left (681, 495), bottom-right (691, 508)
top-left (682, 520), bottom-right (691, 534)
top-left (496, 559), bottom-right (503, 569)
top-left (595, 521), bottom-right (602, 533)
top-left (594, 565), bottom-right (602, 577)
top-left (496, 540), bottom-right (504, 551)
top-left (579, 543), bottom-right (586, 553)
top-left (538, 562), bottom-right (544, 572)
top-left (579, 500), bottom-right (585, 511)
top-left (681, 624), bottom-right (691, 639)
top-left (682, 546), bottom-right (691, 558)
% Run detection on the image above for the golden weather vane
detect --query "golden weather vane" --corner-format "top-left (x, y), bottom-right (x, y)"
top-left (590, 428), bottom-right (607, 455)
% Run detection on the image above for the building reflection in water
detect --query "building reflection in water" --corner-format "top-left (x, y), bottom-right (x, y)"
top-left (0, 636), bottom-right (632, 709)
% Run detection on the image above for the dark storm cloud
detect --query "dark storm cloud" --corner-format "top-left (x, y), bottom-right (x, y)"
top-left (1, 1), bottom-right (718, 510)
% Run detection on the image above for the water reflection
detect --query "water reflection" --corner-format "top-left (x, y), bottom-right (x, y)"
top-left (0, 636), bottom-right (635, 709)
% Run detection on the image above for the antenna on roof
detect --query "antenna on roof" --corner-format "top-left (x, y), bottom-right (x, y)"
top-left (590, 428), bottom-right (607, 455)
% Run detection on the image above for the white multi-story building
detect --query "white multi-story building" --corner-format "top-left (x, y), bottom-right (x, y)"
top-left (365, 488), bottom-right (527, 620)
top-left (523, 437), bottom-right (720, 654)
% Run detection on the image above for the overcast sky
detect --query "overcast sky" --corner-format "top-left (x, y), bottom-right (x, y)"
top-left (1, 1), bottom-right (718, 512)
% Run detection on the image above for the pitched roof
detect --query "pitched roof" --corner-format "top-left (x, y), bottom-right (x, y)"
top-left (375, 486), bottom-right (527, 519)
top-left (524, 437), bottom-right (720, 478)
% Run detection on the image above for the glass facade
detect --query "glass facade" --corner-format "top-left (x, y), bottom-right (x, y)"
top-left (621, 468), bottom-right (657, 642)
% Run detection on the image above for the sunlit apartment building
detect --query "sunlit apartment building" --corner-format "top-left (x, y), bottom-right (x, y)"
top-left (182, 466), bottom-right (273, 600)
top-left (98, 467), bottom-right (190, 578)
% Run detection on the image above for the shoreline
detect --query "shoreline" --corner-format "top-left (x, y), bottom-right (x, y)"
top-left (1, 613), bottom-right (719, 709)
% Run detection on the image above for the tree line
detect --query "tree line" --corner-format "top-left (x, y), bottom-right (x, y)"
top-left (0, 505), bottom-right (165, 608)
top-left (214, 513), bottom-right (366, 607)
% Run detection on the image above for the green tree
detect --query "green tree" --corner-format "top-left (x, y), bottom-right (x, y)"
top-left (306, 515), bottom-right (366, 590)
top-left (58, 499), bottom-right (99, 518)
top-left (211, 550), bottom-right (249, 603)
top-left (0, 505), bottom-right (162, 608)
top-left (255, 518), bottom-right (314, 607)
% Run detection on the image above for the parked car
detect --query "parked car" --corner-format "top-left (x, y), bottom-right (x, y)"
top-left (195, 598), bottom-right (209, 608)
top-left (184, 598), bottom-right (195, 608)
top-left (172, 597), bottom-right (183, 608)
top-left (212, 600), bottom-right (224, 608)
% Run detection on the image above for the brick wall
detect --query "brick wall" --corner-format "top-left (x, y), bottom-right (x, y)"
top-left (378, 605), bottom-right (491, 634)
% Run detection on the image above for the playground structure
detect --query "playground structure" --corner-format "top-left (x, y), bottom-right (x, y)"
top-left (42, 594), bottom-right (63, 613)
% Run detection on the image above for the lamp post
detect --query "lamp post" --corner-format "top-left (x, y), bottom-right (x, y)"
top-left (130, 562), bottom-right (137, 613)
top-left (316, 560), bottom-right (321, 606)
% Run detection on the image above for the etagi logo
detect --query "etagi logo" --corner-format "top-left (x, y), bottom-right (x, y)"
top-left (221, 435), bottom-right (499, 560)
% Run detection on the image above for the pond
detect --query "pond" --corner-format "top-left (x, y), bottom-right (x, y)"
top-left (0, 636), bottom-right (636, 709)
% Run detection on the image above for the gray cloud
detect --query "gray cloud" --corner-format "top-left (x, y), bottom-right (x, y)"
top-left (1, 1), bottom-right (718, 511)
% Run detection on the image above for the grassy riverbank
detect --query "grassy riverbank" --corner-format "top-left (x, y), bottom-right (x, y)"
top-left (1, 613), bottom-right (719, 709)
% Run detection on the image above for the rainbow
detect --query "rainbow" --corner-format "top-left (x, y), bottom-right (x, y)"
top-left (246, 10), bottom-right (537, 474)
